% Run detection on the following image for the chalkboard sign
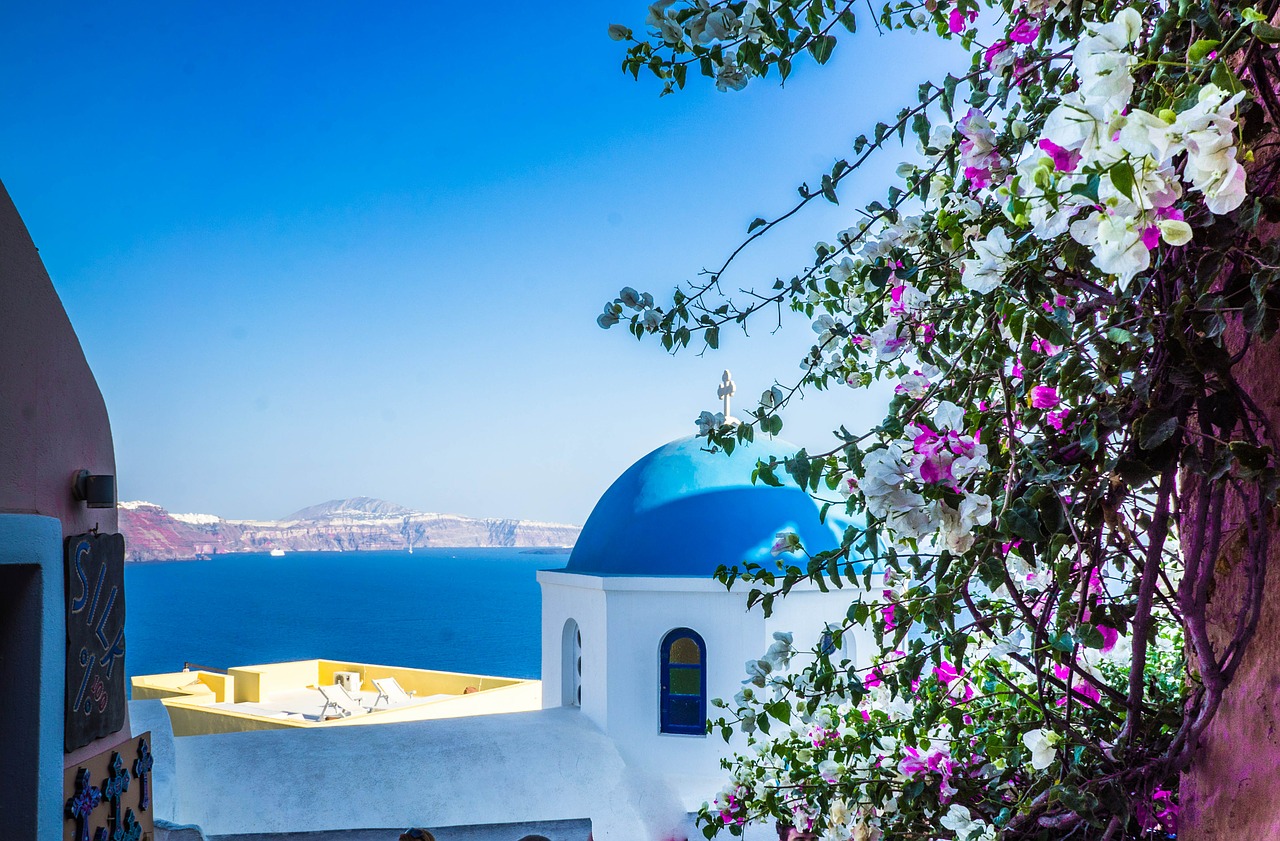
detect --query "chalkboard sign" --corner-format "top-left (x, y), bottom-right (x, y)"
top-left (65, 533), bottom-right (127, 752)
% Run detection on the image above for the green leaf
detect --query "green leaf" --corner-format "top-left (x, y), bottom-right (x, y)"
top-left (1253, 21), bottom-right (1280, 43)
top-left (1077, 625), bottom-right (1106, 649)
top-left (1002, 499), bottom-right (1042, 542)
top-left (1138, 410), bottom-right (1179, 450)
top-left (1109, 161), bottom-right (1135, 200)
top-left (748, 216), bottom-right (767, 233)
top-left (1211, 62), bottom-right (1245, 94)
top-left (705, 326), bottom-right (719, 349)
top-left (838, 9), bottom-right (857, 32)
top-left (1188, 38), bottom-right (1221, 61)
top-left (809, 34), bottom-right (836, 64)
top-left (820, 174), bottom-right (839, 204)
top-left (672, 63), bottom-right (687, 89)
top-left (1069, 173), bottom-right (1101, 203)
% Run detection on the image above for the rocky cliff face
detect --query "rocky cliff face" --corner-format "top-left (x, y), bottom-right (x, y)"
top-left (119, 497), bottom-right (580, 561)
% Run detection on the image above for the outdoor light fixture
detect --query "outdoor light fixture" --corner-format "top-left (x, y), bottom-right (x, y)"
top-left (72, 470), bottom-right (117, 509)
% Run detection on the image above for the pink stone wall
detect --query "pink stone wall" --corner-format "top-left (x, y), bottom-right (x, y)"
top-left (1180, 333), bottom-right (1280, 840)
top-left (0, 178), bottom-right (129, 766)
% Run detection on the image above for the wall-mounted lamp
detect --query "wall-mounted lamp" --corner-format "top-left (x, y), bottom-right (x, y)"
top-left (72, 470), bottom-right (116, 509)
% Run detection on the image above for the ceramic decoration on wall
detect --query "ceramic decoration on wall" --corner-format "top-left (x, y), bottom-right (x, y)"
top-left (64, 533), bottom-right (127, 751)
top-left (63, 733), bottom-right (154, 841)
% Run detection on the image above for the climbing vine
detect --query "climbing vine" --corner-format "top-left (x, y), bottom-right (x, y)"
top-left (601, 0), bottom-right (1280, 838)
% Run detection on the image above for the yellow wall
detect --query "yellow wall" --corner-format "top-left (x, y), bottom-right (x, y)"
top-left (230, 660), bottom-right (321, 702)
top-left (136, 659), bottom-right (542, 736)
top-left (132, 670), bottom-right (233, 703)
top-left (319, 660), bottom-right (523, 696)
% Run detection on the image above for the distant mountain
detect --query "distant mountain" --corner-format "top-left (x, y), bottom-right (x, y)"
top-left (119, 497), bottom-right (580, 562)
top-left (285, 497), bottom-right (414, 521)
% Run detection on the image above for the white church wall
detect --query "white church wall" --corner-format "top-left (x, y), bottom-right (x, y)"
top-left (764, 581), bottom-right (882, 672)
top-left (600, 582), bottom-right (765, 811)
top-left (538, 572), bottom-right (611, 729)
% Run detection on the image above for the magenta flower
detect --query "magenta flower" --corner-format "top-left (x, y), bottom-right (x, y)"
top-left (1142, 225), bottom-right (1161, 250)
top-left (1053, 663), bottom-right (1101, 705)
top-left (948, 7), bottom-right (977, 32)
top-left (1029, 385), bottom-right (1059, 409)
top-left (964, 165), bottom-right (993, 189)
top-left (1098, 624), bottom-right (1119, 652)
top-left (1046, 408), bottom-right (1070, 431)
top-left (1038, 139), bottom-right (1082, 173)
top-left (985, 39), bottom-right (1011, 67)
top-left (933, 660), bottom-right (962, 686)
top-left (1009, 18), bottom-right (1040, 43)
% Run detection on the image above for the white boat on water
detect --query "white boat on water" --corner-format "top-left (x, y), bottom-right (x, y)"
top-left (269, 548), bottom-right (286, 557)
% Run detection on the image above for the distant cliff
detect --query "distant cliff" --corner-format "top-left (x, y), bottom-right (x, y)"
top-left (119, 496), bottom-right (580, 562)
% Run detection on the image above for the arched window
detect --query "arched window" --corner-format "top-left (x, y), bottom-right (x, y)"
top-left (561, 619), bottom-right (582, 707)
top-left (659, 628), bottom-right (706, 736)
top-left (818, 627), bottom-right (856, 663)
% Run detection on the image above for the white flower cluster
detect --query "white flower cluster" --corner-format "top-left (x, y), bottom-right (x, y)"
top-left (851, 401), bottom-right (993, 550)
top-left (992, 9), bottom-right (1248, 286)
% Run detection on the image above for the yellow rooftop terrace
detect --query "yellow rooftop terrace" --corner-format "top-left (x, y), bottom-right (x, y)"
top-left (132, 659), bottom-right (541, 736)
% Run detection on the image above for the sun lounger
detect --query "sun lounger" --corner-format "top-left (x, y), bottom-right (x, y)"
top-left (318, 683), bottom-right (369, 718)
top-left (372, 677), bottom-right (416, 708)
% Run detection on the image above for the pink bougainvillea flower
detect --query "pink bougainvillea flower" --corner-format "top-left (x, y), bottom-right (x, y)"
top-left (964, 165), bottom-right (992, 189)
top-left (1038, 139), bottom-right (1082, 173)
top-left (933, 660), bottom-right (962, 685)
top-left (1098, 624), bottom-right (1119, 652)
top-left (1009, 18), bottom-right (1040, 43)
top-left (985, 39), bottom-right (1011, 67)
top-left (881, 602), bottom-right (897, 631)
top-left (1001, 539), bottom-right (1022, 556)
top-left (921, 322), bottom-right (937, 344)
top-left (1142, 225), bottom-right (1161, 250)
top-left (948, 7), bottom-right (977, 32)
top-left (1046, 408), bottom-right (1070, 431)
top-left (1011, 359), bottom-right (1025, 379)
top-left (1029, 385), bottom-right (1059, 409)
top-left (1053, 663), bottom-right (1101, 705)
top-left (1042, 294), bottom-right (1071, 312)
top-left (1030, 338), bottom-right (1060, 355)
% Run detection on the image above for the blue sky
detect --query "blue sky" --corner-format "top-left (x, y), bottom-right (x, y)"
top-left (1, 3), bottom-right (967, 523)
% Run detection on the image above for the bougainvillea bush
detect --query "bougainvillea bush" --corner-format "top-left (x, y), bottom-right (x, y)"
top-left (601, 0), bottom-right (1280, 838)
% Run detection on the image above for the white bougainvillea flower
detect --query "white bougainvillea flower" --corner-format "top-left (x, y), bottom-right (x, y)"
top-left (1023, 728), bottom-right (1060, 769)
top-left (961, 227), bottom-right (1013, 294)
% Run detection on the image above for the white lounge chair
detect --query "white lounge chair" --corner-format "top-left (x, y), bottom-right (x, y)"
top-left (318, 684), bottom-right (368, 719)
top-left (372, 677), bottom-right (416, 708)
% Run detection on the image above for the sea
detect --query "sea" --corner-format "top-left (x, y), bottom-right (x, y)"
top-left (123, 548), bottom-right (566, 687)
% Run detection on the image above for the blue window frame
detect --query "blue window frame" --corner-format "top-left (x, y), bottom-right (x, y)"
top-left (660, 628), bottom-right (706, 736)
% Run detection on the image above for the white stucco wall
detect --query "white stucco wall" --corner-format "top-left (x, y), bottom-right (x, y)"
top-left (140, 705), bottom-right (690, 840)
top-left (538, 570), bottom-right (878, 812)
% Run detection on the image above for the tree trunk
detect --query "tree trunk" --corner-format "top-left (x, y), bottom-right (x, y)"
top-left (1180, 332), bottom-right (1280, 839)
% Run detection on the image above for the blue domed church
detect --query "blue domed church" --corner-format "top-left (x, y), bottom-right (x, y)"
top-left (538, 389), bottom-right (876, 828)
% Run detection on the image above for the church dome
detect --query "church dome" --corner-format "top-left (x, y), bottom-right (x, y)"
top-left (566, 435), bottom-right (846, 577)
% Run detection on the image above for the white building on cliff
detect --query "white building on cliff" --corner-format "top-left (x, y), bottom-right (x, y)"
top-left (134, 385), bottom-right (876, 841)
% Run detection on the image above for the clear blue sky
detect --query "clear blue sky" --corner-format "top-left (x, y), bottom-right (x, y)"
top-left (0, 3), bottom-right (966, 524)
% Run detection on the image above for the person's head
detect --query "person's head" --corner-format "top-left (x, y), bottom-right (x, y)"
top-left (399, 829), bottom-right (435, 841)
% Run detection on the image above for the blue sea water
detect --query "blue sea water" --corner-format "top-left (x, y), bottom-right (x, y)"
top-left (123, 548), bottom-right (565, 685)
